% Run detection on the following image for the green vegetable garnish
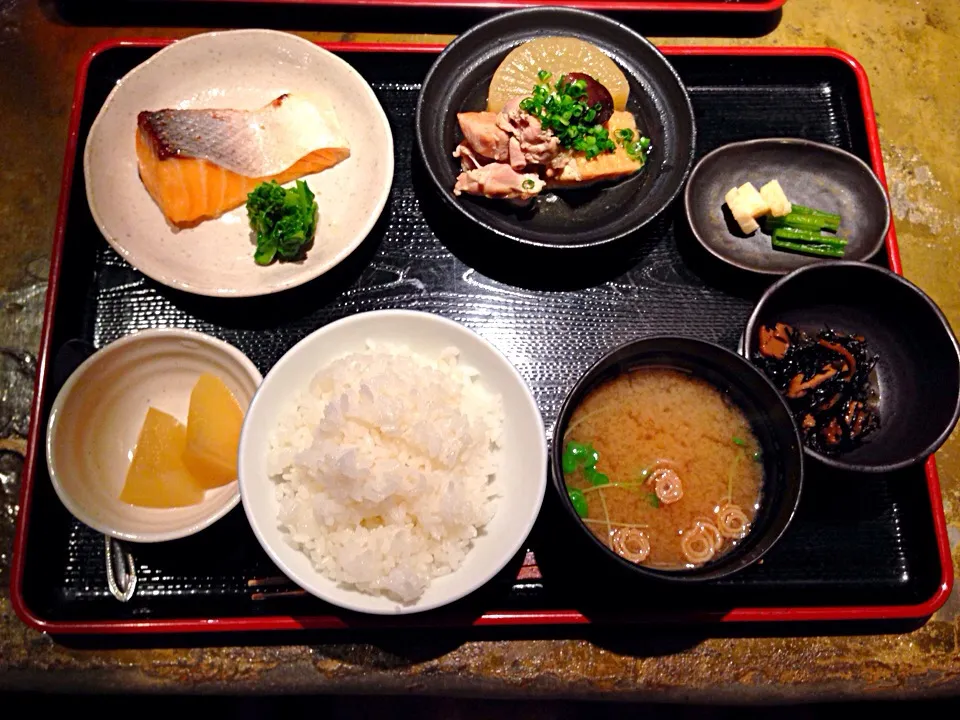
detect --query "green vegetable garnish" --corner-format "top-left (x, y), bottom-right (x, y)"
top-left (519, 73), bottom-right (617, 160)
top-left (562, 441), bottom-right (607, 485)
top-left (732, 436), bottom-right (747, 447)
top-left (613, 127), bottom-right (651, 163)
top-left (246, 180), bottom-right (318, 265)
top-left (585, 447), bottom-right (600, 469)
top-left (583, 466), bottom-right (609, 487)
top-left (764, 202), bottom-right (844, 259)
top-left (765, 212), bottom-right (841, 233)
top-left (568, 488), bottom-right (589, 517)
top-left (772, 226), bottom-right (847, 248)
top-left (771, 237), bottom-right (846, 258)
top-left (752, 450), bottom-right (762, 463)
top-left (562, 441), bottom-right (588, 473)
top-left (770, 226), bottom-right (847, 258)
top-left (790, 203), bottom-right (842, 226)
top-left (521, 178), bottom-right (535, 190)
top-left (647, 492), bottom-right (661, 509)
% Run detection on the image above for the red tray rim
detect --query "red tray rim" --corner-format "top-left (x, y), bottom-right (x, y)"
top-left (10, 38), bottom-right (952, 635)
top-left (158, 0), bottom-right (787, 12)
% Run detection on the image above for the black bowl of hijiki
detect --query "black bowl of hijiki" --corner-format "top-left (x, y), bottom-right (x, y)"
top-left (550, 336), bottom-right (804, 582)
top-left (743, 262), bottom-right (960, 473)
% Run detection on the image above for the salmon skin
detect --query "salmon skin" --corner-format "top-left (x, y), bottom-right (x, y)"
top-left (136, 94), bottom-right (350, 228)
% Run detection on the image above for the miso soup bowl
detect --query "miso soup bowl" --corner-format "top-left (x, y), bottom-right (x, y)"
top-left (550, 336), bottom-right (804, 582)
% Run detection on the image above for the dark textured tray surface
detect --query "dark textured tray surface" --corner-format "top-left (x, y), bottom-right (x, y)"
top-left (20, 48), bottom-right (941, 625)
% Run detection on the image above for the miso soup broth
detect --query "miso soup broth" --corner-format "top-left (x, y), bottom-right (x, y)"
top-left (562, 367), bottom-right (763, 569)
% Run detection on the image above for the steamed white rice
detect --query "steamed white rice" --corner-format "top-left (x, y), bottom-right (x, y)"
top-left (266, 342), bottom-right (503, 603)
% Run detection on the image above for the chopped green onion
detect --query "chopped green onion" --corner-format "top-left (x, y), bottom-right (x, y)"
top-left (521, 178), bottom-right (535, 190)
top-left (639, 136), bottom-right (651, 149)
top-left (752, 450), bottom-right (762, 463)
top-left (583, 466), bottom-right (609, 487)
top-left (733, 436), bottom-right (747, 447)
top-left (562, 441), bottom-right (606, 484)
top-left (615, 128), bottom-right (635, 142)
top-left (568, 488), bottom-right (588, 518)
top-left (520, 72), bottom-right (617, 160)
top-left (584, 446), bottom-right (600, 469)
top-left (647, 492), bottom-right (661, 509)
top-left (561, 441), bottom-right (587, 473)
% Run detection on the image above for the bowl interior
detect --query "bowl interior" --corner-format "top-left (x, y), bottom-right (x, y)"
top-left (744, 263), bottom-right (960, 471)
top-left (47, 330), bottom-right (262, 542)
top-left (416, 7), bottom-right (695, 248)
top-left (685, 138), bottom-right (890, 274)
top-left (238, 310), bottom-right (547, 614)
top-left (551, 336), bottom-right (803, 582)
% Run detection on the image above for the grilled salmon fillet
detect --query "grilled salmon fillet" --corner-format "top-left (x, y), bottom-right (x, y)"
top-left (135, 94), bottom-right (350, 228)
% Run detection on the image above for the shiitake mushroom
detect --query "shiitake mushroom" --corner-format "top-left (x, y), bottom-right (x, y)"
top-left (562, 72), bottom-right (614, 125)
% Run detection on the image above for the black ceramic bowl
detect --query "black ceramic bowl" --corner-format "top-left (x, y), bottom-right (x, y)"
top-left (550, 336), bottom-right (804, 582)
top-left (415, 7), bottom-right (696, 249)
top-left (743, 262), bottom-right (960, 473)
top-left (685, 138), bottom-right (891, 275)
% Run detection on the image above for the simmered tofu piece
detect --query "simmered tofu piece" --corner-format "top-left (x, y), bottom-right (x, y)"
top-left (120, 408), bottom-right (205, 508)
top-left (735, 182), bottom-right (769, 217)
top-left (183, 373), bottom-right (244, 488)
top-left (760, 180), bottom-right (792, 217)
top-left (725, 186), bottom-right (760, 234)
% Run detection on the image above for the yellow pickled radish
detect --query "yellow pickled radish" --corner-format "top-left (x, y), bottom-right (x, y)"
top-left (487, 36), bottom-right (630, 113)
top-left (183, 373), bottom-right (244, 489)
top-left (120, 408), bottom-right (205, 508)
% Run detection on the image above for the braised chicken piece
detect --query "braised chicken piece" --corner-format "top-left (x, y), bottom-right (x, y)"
top-left (456, 112), bottom-right (510, 163)
top-left (453, 163), bottom-right (545, 200)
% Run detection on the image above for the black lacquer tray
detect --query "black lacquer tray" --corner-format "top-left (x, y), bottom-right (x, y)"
top-left (11, 41), bottom-right (950, 634)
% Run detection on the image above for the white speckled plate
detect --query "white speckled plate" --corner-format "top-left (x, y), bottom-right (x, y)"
top-left (84, 30), bottom-right (394, 298)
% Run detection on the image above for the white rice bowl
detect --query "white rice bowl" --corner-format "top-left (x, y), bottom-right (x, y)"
top-left (267, 343), bottom-right (503, 603)
top-left (239, 310), bottom-right (547, 615)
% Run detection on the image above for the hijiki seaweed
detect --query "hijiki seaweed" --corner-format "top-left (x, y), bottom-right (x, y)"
top-left (753, 323), bottom-right (880, 454)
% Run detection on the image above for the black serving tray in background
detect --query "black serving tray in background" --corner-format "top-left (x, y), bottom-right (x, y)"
top-left (11, 43), bottom-right (949, 633)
